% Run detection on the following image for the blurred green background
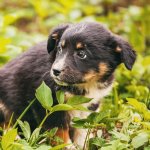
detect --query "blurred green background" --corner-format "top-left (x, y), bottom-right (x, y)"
top-left (0, 0), bottom-right (150, 101)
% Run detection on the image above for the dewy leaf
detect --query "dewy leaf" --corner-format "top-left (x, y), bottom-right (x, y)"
top-left (131, 132), bottom-right (149, 148)
top-left (51, 104), bottom-right (73, 112)
top-left (35, 81), bottom-right (53, 110)
top-left (1, 129), bottom-right (17, 150)
top-left (56, 90), bottom-right (64, 104)
top-left (67, 95), bottom-right (92, 105)
top-left (17, 120), bottom-right (31, 141)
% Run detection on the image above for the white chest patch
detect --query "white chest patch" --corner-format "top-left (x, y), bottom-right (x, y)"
top-left (69, 83), bottom-right (113, 120)
top-left (68, 83), bottom-right (113, 147)
top-left (84, 84), bottom-right (113, 108)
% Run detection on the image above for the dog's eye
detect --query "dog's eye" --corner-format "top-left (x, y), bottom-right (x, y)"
top-left (77, 50), bottom-right (87, 59)
top-left (57, 46), bottom-right (62, 54)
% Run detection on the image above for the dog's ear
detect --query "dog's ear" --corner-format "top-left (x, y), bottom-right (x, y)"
top-left (110, 35), bottom-right (136, 70)
top-left (47, 24), bottom-right (70, 53)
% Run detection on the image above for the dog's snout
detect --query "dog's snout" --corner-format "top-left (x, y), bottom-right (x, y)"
top-left (53, 69), bottom-right (61, 76)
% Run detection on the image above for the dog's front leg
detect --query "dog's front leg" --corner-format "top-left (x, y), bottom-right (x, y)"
top-left (73, 128), bottom-right (88, 148)
top-left (69, 110), bottom-right (92, 149)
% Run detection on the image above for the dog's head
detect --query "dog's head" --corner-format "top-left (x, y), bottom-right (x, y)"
top-left (47, 22), bottom-right (136, 86)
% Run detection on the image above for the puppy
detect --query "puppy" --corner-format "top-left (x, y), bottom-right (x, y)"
top-left (0, 22), bottom-right (136, 147)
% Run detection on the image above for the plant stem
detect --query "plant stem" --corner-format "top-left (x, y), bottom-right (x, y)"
top-left (83, 129), bottom-right (91, 150)
top-left (113, 86), bottom-right (119, 110)
top-left (39, 111), bottom-right (52, 128)
top-left (7, 112), bottom-right (14, 130)
top-left (13, 98), bottom-right (36, 128)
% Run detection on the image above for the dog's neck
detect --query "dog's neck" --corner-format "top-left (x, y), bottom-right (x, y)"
top-left (56, 74), bottom-right (114, 111)
top-left (83, 83), bottom-right (113, 110)
top-left (68, 74), bottom-right (114, 129)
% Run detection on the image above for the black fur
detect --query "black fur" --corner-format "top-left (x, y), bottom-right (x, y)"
top-left (0, 22), bottom-right (136, 138)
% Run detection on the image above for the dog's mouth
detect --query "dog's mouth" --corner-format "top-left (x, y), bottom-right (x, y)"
top-left (53, 77), bottom-right (85, 86)
top-left (53, 77), bottom-right (69, 86)
top-left (50, 70), bottom-right (85, 86)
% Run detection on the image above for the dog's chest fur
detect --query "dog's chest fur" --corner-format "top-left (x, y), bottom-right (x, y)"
top-left (66, 82), bottom-right (113, 120)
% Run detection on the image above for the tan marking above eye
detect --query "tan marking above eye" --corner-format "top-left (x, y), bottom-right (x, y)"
top-left (99, 63), bottom-right (109, 77)
top-left (61, 40), bottom-right (66, 48)
top-left (76, 42), bottom-right (84, 49)
top-left (52, 33), bottom-right (58, 39)
top-left (116, 46), bottom-right (122, 52)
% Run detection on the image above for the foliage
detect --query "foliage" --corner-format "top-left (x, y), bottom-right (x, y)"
top-left (0, 0), bottom-right (150, 149)
top-left (0, 82), bottom-right (91, 150)
top-left (1, 83), bottom-right (150, 149)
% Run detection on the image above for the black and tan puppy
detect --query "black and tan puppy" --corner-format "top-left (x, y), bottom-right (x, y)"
top-left (0, 22), bottom-right (136, 147)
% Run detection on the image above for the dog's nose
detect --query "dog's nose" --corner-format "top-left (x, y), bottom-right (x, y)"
top-left (53, 69), bottom-right (61, 76)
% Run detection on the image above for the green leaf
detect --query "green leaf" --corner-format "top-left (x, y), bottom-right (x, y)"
top-left (86, 112), bottom-right (98, 123)
top-left (50, 143), bottom-right (70, 150)
top-left (29, 127), bottom-right (41, 146)
top-left (35, 81), bottom-right (53, 110)
top-left (48, 127), bottom-right (58, 137)
top-left (36, 145), bottom-right (51, 150)
top-left (86, 111), bottom-right (109, 123)
top-left (141, 122), bottom-right (150, 130)
top-left (17, 120), bottom-right (31, 141)
top-left (67, 95), bottom-right (92, 105)
top-left (72, 117), bottom-right (88, 128)
top-left (110, 130), bottom-right (130, 142)
top-left (127, 98), bottom-right (148, 114)
top-left (144, 146), bottom-right (150, 150)
top-left (73, 105), bottom-right (89, 111)
top-left (18, 139), bottom-right (33, 150)
top-left (95, 111), bottom-right (110, 123)
top-left (56, 90), bottom-right (64, 104)
top-left (8, 143), bottom-right (24, 150)
top-left (1, 129), bottom-right (17, 150)
top-left (131, 132), bottom-right (149, 148)
top-left (51, 104), bottom-right (73, 112)
top-left (89, 137), bottom-right (105, 147)
top-left (101, 140), bottom-right (120, 150)
top-left (53, 136), bottom-right (64, 144)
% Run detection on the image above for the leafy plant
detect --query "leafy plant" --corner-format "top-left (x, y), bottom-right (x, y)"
top-left (35, 81), bottom-right (91, 128)
top-left (0, 0), bottom-right (150, 149)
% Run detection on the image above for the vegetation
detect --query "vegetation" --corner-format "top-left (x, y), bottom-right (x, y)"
top-left (0, 0), bottom-right (150, 149)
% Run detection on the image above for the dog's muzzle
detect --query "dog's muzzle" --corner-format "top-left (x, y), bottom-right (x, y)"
top-left (50, 68), bottom-right (69, 86)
